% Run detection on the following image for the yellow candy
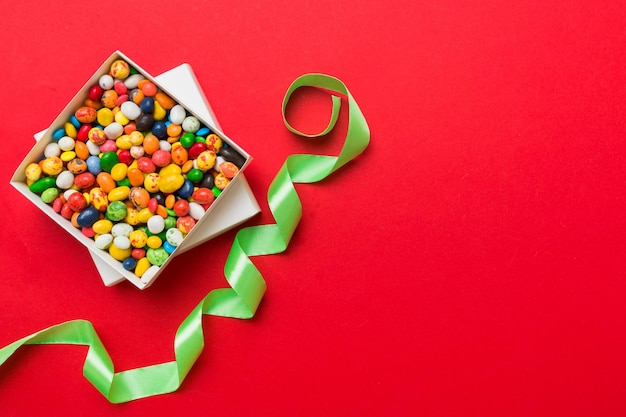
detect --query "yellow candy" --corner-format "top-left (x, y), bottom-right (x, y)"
top-left (25, 163), bottom-right (42, 182)
top-left (64, 122), bottom-right (77, 139)
top-left (159, 164), bottom-right (182, 177)
top-left (137, 208), bottom-right (153, 223)
top-left (159, 173), bottom-right (184, 193)
top-left (89, 187), bottom-right (109, 211)
top-left (60, 151), bottom-right (76, 162)
top-left (114, 111), bottom-right (129, 125)
top-left (134, 258), bottom-right (151, 277)
top-left (125, 208), bottom-right (141, 226)
top-left (109, 243), bottom-right (132, 261)
top-left (110, 59), bottom-right (130, 79)
top-left (153, 101), bottom-right (166, 121)
top-left (129, 131), bottom-right (144, 146)
top-left (110, 163), bottom-right (128, 181)
top-left (108, 186), bottom-right (130, 201)
top-left (116, 134), bottom-right (133, 150)
top-left (92, 219), bottom-right (113, 235)
top-left (195, 150), bottom-right (216, 171)
top-left (129, 230), bottom-right (148, 248)
top-left (42, 156), bottom-right (63, 176)
top-left (144, 173), bottom-right (160, 193)
top-left (97, 108), bottom-right (114, 126)
top-left (146, 236), bottom-right (162, 249)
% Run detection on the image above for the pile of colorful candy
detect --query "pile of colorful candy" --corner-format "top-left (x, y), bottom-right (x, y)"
top-left (24, 59), bottom-right (247, 280)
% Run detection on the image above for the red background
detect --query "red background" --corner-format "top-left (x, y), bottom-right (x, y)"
top-left (0, 1), bottom-right (625, 416)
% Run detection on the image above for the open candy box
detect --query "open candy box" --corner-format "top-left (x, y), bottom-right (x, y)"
top-left (11, 51), bottom-right (260, 289)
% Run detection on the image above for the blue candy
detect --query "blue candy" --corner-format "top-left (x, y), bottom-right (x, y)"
top-left (163, 241), bottom-right (176, 254)
top-left (76, 206), bottom-right (100, 227)
top-left (52, 128), bottom-right (66, 141)
top-left (122, 257), bottom-right (138, 271)
top-left (86, 155), bottom-right (102, 175)
top-left (195, 126), bottom-right (211, 137)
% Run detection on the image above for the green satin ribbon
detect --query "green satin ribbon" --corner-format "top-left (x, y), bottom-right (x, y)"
top-left (0, 73), bottom-right (370, 403)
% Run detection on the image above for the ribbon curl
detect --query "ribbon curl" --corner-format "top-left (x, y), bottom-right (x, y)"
top-left (0, 73), bottom-right (370, 403)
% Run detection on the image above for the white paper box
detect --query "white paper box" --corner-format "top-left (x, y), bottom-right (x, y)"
top-left (11, 52), bottom-right (260, 289)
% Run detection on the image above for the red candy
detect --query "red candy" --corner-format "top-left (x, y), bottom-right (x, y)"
top-left (173, 200), bottom-right (189, 217)
top-left (151, 149), bottom-right (172, 167)
top-left (74, 172), bottom-right (96, 188)
top-left (67, 192), bottom-right (88, 212)
top-left (191, 187), bottom-right (214, 205)
top-left (77, 124), bottom-right (92, 142)
top-left (137, 157), bottom-right (156, 173)
top-left (118, 149), bottom-right (133, 165)
top-left (188, 142), bottom-right (207, 159)
top-left (88, 85), bottom-right (103, 101)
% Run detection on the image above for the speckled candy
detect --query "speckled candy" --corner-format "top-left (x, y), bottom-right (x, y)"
top-left (146, 247), bottom-right (168, 266)
top-left (110, 60), bottom-right (131, 79)
top-left (106, 201), bottom-right (127, 221)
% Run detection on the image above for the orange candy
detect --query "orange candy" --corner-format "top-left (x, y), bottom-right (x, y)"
top-left (142, 134), bottom-right (159, 155)
top-left (96, 172), bottom-right (116, 193)
top-left (127, 167), bottom-right (145, 187)
top-left (129, 187), bottom-right (150, 209)
top-left (181, 160), bottom-right (194, 174)
top-left (166, 123), bottom-right (182, 137)
top-left (171, 146), bottom-right (188, 165)
top-left (165, 194), bottom-right (176, 209)
top-left (140, 81), bottom-right (157, 97)
top-left (155, 92), bottom-right (175, 109)
top-left (75, 141), bottom-right (89, 160)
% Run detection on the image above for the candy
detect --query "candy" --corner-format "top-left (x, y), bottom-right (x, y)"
top-left (110, 60), bottom-right (130, 79)
top-left (42, 157), bottom-right (63, 176)
top-left (24, 57), bottom-right (248, 281)
top-left (95, 234), bottom-right (114, 250)
top-left (41, 188), bottom-right (59, 204)
top-left (146, 247), bottom-right (168, 266)
top-left (25, 163), bottom-right (42, 182)
top-left (76, 206), bottom-right (101, 227)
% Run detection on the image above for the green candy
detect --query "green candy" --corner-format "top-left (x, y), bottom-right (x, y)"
top-left (105, 201), bottom-right (127, 221)
top-left (41, 187), bottom-right (59, 204)
top-left (164, 216), bottom-right (177, 230)
top-left (99, 151), bottom-right (120, 173)
top-left (186, 168), bottom-right (203, 183)
top-left (146, 247), bottom-right (169, 266)
top-left (117, 177), bottom-right (131, 187)
top-left (180, 132), bottom-right (195, 148)
top-left (29, 177), bottom-right (57, 194)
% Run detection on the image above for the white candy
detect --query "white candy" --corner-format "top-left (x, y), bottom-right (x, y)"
top-left (140, 265), bottom-right (161, 284)
top-left (111, 222), bottom-right (133, 238)
top-left (44, 142), bottom-right (61, 158)
top-left (166, 228), bottom-right (184, 247)
top-left (120, 101), bottom-right (141, 120)
top-left (56, 171), bottom-right (75, 189)
top-left (113, 235), bottom-right (131, 250)
top-left (169, 105), bottom-right (186, 125)
top-left (188, 202), bottom-right (205, 220)
top-left (182, 116), bottom-right (200, 133)
top-left (104, 122), bottom-right (124, 139)
top-left (124, 74), bottom-right (144, 89)
top-left (86, 140), bottom-right (101, 156)
top-left (147, 215), bottom-right (165, 234)
top-left (99, 74), bottom-right (114, 90)
top-left (159, 140), bottom-right (172, 151)
top-left (57, 136), bottom-right (75, 152)
top-left (95, 234), bottom-right (113, 250)
top-left (130, 145), bottom-right (145, 159)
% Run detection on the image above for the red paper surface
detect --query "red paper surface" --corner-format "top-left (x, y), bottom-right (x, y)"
top-left (1, 1), bottom-right (625, 415)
